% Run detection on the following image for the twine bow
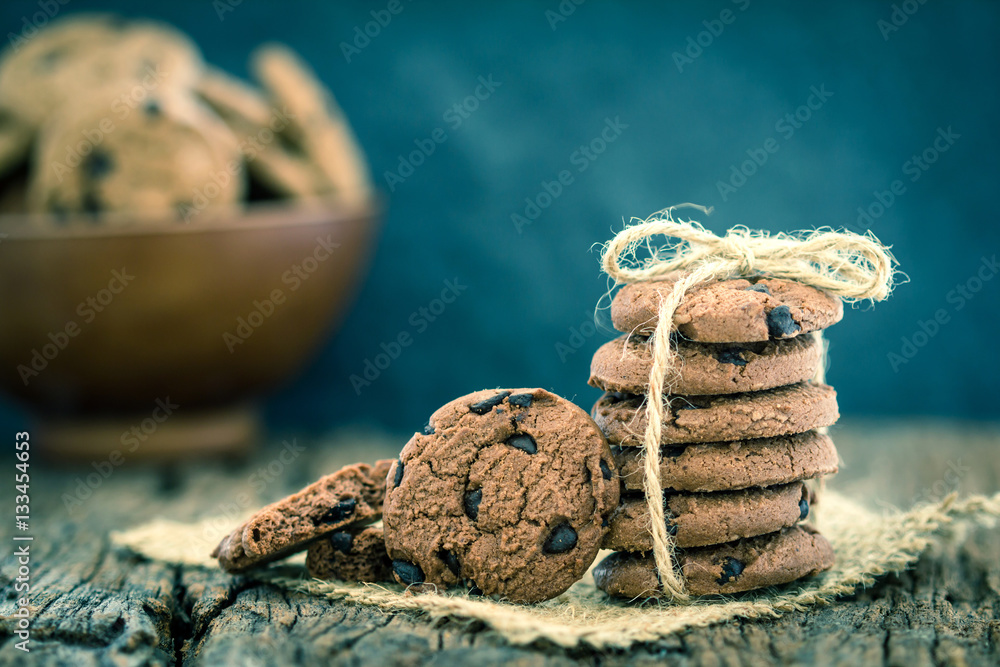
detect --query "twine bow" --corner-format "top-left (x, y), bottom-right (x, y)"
top-left (600, 204), bottom-right (899, 602)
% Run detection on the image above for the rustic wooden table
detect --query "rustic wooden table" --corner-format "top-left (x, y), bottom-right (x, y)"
top-left (1, 420), bottom-right (998, 666)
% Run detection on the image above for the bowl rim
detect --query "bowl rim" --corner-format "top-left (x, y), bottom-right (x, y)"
top-left (0, 194), bottom-right (383, 241)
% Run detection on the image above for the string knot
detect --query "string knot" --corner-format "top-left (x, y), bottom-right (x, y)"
top-left (719, 232), bottom-right (757, 275)
top-left (598, 204), bottom-right (900, 603)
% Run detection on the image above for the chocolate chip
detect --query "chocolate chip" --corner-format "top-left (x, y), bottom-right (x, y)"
top-left (174, 202), bottom-right (193, 219)
top-left (439, 549), bottom-right (461, 577)
top-left (716, 556), bottom-right (745, 585)
top-left (508, 393), bottom-right (533, 408)
top-left (599, 459), bottom-right (612, 480)
top-left (543, 523), bottom-right (578, 554)
top-left (393, 461), bottom-right (404, 488)
top-left (506, 434), bottom-right (537, 454)
top-left (144, 100), bottom-right (162, 117)
top-left (49, 201), bottom-right (69, 220)
top-left (40, 48), bottom-right (66, 68)
top-left (463, 488), bottom-right (482, 521)
top-left (799, 496), bottom-right (810, 520)
top-left (422, 422), bottom-right (434, 435)
top-left (392, 560), bottom-right (424, 585)
top-left (469, 391), bottom-right (511, 414)
top-left (319, 498), bottom-right (356, 525)
top-left (745, 283), bottom-right (772, 296)
top-left (715, 347), bottom-right (748, 367)
top-left (665, 446), bottom-right (686, 458)
top-left (82, 150), bottom-right (114, 180)
top-left (766, 305), bottom-right (801, 338)
top-left (82, 191), bottom-right (103, 215)
top-left (329, 532), bottom-right (353, 554)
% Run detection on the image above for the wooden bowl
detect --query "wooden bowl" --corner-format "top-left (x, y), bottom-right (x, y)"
top-left (0, 198), bottom-right (379, 457)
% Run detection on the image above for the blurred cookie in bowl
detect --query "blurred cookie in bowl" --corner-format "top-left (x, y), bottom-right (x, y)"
top-left (28, 88), bottom-right (243, 221)
top-left (196, 66), bottom-right (330, 199)
top-left (0, 14), bottom-right (203, 134)
top-left (250, 44), bottom-right (372, 206)
top-left (0, 110), bottom-right (31, 181)
top-left (0, 14), bottom-right (372, 223)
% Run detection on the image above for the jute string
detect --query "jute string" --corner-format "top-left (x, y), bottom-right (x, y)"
top-left (599, 204), bottom-right (900, 602)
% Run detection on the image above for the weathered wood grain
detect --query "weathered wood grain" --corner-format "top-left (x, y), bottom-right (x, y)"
top-left (1, 421), bottom-right (998, 666)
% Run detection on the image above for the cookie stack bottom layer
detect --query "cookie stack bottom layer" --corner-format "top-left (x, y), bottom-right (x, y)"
top-left (589, 384), bottom-right (839, 596)
top-left (589, 280), bottom-right (843, 597)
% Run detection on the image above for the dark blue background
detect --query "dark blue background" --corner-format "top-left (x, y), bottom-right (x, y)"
top-left (2, 0), bottom-right (999, 436)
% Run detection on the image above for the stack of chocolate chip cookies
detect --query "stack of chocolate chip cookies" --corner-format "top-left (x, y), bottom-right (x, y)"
top-left (589, 275), bottom-right (843, 598)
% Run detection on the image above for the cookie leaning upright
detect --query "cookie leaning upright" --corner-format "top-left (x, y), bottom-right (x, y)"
top-left (250, 44), bottom-right (372, 207)
top-left (382, 388), bottom-right (619, 603)
top-left (195, 66), bottom-right (330, 198)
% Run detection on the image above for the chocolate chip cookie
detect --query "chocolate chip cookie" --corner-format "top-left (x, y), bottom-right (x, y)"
top-left (306, 526), bottom-right (393, 582)
top-left (0, 15), bottom-right (202, 132)
top-left (212, 459), bottom-right (393, 573)
top-left (594, 525), bottom-right (835, 598)
top-left (602, 482), bottom-right (812, 551)
top-left (251, 44), bottom-right (371, 206)
top-left (611, 276), bottom-right (843, 342)
top-left (593, 382), bottom-right (838, 446)
top-left (589, 334), bottom-right (821, 395)
top-left (613, 430), bottom-right (838, 493)
top-left (0, 14), bottom-right (125, 129)
top-left (196, 66), bottom-right (329, 198)
top-left (382, 388), bottom-right (619, 603)
top-left (29, 89), bottom-right (243, 220)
